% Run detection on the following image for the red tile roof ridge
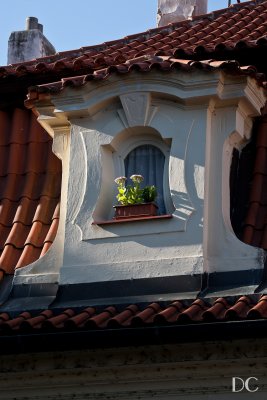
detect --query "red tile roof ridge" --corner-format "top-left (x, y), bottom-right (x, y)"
top-left (247, 295), bottom-right (267, 319)
top-left (107, 304), bottom-right (140, 328)
top-left (0, 312), bottom-right (10, 324)
top-left (1, 311), bottom-right (31, 331)
top-left (24, 58), bottom-right (266, 106)
top-left (1, 294), bottom-right (267, 333)
top-left (153, 301), bottom-right (185, 324)
top-left (225, 295), bottom-right (255, 320)
top-left (177, 298), bottom-right (209, 323)
top-left (202, 297), bottom-right (231, 322)
top-left (85, 306), bottom-right (117, 329)
top-left (41, 309), bottom-right (75, 330)
top-left (130, 302), bottom-right (161, 327)
top-left (20, 310), bottom-right (54, 331)
top-left (1, 0), bottom-right (266, 70)
top-left (64, 307), bottom-right (96, 329)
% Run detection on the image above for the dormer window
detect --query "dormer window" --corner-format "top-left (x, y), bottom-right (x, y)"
top-left (30, 69), bottom-right (266, 298)
top-left (125, 144), bottom-right (166, 214)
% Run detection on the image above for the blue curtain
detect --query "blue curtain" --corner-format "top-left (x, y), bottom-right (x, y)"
top-left (125, 145), bottom-right (166, 214)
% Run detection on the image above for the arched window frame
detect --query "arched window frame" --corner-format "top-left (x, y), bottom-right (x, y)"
top-left (112, 134), bottom-right (174, 215)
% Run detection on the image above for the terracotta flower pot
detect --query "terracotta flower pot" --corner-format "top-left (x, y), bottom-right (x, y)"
top-left (113, 203), bottom-right (158, 219)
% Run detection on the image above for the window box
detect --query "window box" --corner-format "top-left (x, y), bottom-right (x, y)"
top-left (113, 202), bottom-right (158, 220)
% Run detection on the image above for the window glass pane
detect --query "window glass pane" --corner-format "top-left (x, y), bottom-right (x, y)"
top-left (125, 144), bottom-right (166, 214)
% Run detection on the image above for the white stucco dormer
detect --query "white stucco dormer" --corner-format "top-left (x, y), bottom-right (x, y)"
top-left (17, 67), bottom-right (267, 301)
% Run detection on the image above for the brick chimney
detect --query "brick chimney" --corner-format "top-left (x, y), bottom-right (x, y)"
top-left (157, 0), bottom-right (207, 26)
top-left (8, 17), bottom-right (56, 64)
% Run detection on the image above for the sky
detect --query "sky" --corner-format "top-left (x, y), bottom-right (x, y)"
top-left (0, 1), bottom-right (231, 66)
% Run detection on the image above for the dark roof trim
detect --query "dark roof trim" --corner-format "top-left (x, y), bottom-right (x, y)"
top-left (1, 319), bottom-right (267, 355)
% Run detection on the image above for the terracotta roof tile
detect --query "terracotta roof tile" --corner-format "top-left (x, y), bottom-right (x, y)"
top-left (0, 109), bottom-right (61, 279)
top-left (20, 310), bottom-right (53, 331)
top-left (259, 225), bottom-right (267, 248)
top-left (1, 1), bottom-right (267, 78)
top-left (202, 298), bottom-right (230, 322)
top-left (243, 225), bottom-right (256, 245)
top-left (225, 296), bottom-right (253, 320)
top-left (15, 245), bottom-right (43, 269)
top-left (244, 202), bottom-right (266, 230)
top-left (24, 221), bottom-right (51, 247)
top-left (1, 312), bottom-right (31, 331)
top-left (247, 295), bottom-right (267, 318)
top-left (253, 147), bottom-right (267, 174)
top-left (242, 116), bottom-right (267, 249)
top-left (177, 299), bottom-right (208, 323)
top-left (4, 222), bottom-right (31, 248)
top-left (85, 306), bottom-right (117, 329)
top-left (42, 309), bottom-right (75, 330)
top-left (2, 294), bottom-right (267, 335)
top-left (249, 175), bottom-right (267, 203)
top-left (0, 245), bottom-right (24, 274)
top-left (0, 313), bottom-right (10, 325)
top-left (13, 198), bottom-right (37, 224)
top-left (153, 301), bottom-right (185, 324)
top-left (25, 58), bottom-right (266, 103)
top-left (40, 242), bottom-right (52, 257)
top-left (64, 307), bottom-right (96, 329)
top-left (131, 303), bottom-right (162, 326)
top-left (107, 305), bottom-right (139, 328)
top-left (248, 229), bottom-right (265, 248)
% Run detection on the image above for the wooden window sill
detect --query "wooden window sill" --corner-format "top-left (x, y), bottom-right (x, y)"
top-left (92, 214), bottom-right (173, 225)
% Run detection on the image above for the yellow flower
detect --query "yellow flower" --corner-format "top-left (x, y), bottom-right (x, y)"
top-left (114, 176), bottom-right (127, 185)
top-left (130, 174), bottom-right (144, 183)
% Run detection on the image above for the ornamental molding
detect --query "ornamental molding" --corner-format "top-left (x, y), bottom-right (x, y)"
top-left (118, 92), bottom-right (158, 127)
top-left (49, 70), bottom-right (220, 112)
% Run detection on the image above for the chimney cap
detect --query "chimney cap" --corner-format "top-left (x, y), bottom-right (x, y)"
top-left (26, 17), bottom-right (39, 31)
top-left (157, 0), bottom-right (207, 26)
top-left (38, 23), bottom-right (43, 33)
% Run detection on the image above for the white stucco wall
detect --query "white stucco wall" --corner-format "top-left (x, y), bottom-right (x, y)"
top-left (14, 69), bottom-right (266, 293)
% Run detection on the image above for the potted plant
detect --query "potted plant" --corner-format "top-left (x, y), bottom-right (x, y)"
top-left (114, 175), bottom-right (158, 219)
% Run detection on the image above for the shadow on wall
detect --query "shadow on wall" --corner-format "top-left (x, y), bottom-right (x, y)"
top-left (87, 191), bottom-right (204, 249)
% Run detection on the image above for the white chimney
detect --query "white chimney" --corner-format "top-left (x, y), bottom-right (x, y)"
top-left (7, 17), bottom-right (56, 64)
top-left (157, 0), bottom-right (208, 26)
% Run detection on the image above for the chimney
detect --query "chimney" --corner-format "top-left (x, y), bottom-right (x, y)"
top-left (157, 0), bottom-right (207, 26)
top-left (7, 17), bottom-right (56, 64)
